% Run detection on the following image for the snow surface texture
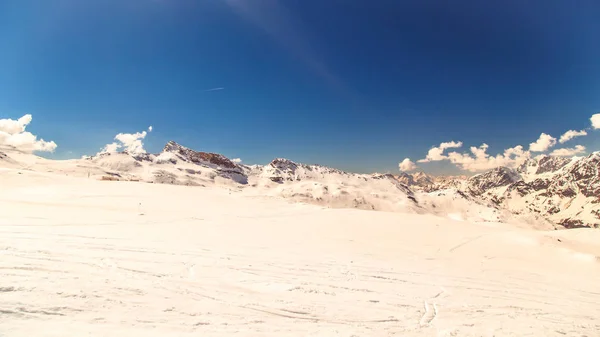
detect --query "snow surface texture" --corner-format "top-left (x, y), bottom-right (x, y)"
top-left (1, 146), bottom-right (600, 336)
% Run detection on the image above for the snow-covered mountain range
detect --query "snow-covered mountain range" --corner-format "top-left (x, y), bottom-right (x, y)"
top-left (397, 154), bottom-right (600, 229)
top-left (2, 141), bottom-right (598, 229)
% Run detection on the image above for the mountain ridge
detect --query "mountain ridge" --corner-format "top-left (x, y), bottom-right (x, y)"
top-left (88, 141), bottom-right (600, 229)
top-left (1, 140), bottom-right (597, 229)
top-left (397, 152), bottom-right (600, 229)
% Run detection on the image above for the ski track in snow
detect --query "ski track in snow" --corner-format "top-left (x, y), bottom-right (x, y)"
top-left (0, 170), bottom-right (599, 336)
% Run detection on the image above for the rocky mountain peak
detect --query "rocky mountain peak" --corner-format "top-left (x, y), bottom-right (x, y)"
top-left (412, 171), bottom-right (435, 186)
top-left (516, 158), bottom-right (538, 175)
top-left (395, 172), bottom-right (415, 186)
top-left (456, 153), bottom-right (600, 228)
top-left (560, 152), bottom-right (600, 198)
top-left (535, 155), bottom-right (571, 175)
top-left (269, 158), bottom-right (299, 172)
top-left (467, 167), bottom-right (522, 196)
top-left (163, 141), bottom-right (239, 170)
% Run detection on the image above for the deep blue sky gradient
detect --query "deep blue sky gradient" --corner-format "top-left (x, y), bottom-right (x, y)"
top-left (1, 0), bottom-right (599, 173)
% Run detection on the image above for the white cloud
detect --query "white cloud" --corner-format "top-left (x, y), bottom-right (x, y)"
top-left (591, 113), bottom-right (600, 129)
top-left (550, 145), bottom-right (586, 157)
top-left (115, 131), bottom-right (147, 155)
top-left (446, 144), bottom-right (530, 172)
top-left (0, 114), bottom-right (31, 134)
top-left (154, 151), bottom-right (176, 163)
top-left (100, 142), bottom-right (121, 154)
top-left (529, 133), bottom-right (557, 152)
top-left (411, 114), bottom-right (597, 173)
top-left (0, 114), bottom-right (57, 152)
top-left (148, 126), bottom-right (153, 132)
top-left (417, 141), bottom-right (463, 163)
top-left (231, 158), bottom-right (242, 164)
top-left (398, 158), bottom-right (417, 172)
top-left (416, 140), bottom-right (531, 172)
top-left (559, 130), bottom-right (587, 143)
top-left (99, 127), bottom-right (151, 156)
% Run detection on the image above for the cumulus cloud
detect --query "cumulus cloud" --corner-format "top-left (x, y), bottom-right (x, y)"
top-left (0, 114), bottom-right (31, 134)
top-left (99, 128), bottom-right (151, 156)
top-left (414, 140), bottom-right (531, 172)
top-left (417, 141), bottom-right (463, 163)
top-left (116, 131), bottom-right (147, 154)
top-left (550, 145), bottom-right (586, 157)
top-left (411, 113), bottom-right (598, 173)
top-left (0, 114), bottom-right (57, 152)
top-left (529, 133), bottom-right (557, 152)
top-left (559, 130), bottom-right (587, 143)
top-left (591, 113), bottom-right (600, 129)
top-left (231, 158), bottom-right (242, 164)
top-left (398, 158), bottom-right (417, 172)
top-left (100, 142), bottom-right (121, 154)
top-left (446, 144), bottom-right (530, 172)
top-left (148, 126), bottom-right (153, 132)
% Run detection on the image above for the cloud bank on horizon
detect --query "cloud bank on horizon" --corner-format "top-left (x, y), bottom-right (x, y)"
top-left (400, 113), bottom-right (600, 173)
top-left (0, 114), bottom-right (57, 153)
top-left (1, 112), bottom-right (598, 174)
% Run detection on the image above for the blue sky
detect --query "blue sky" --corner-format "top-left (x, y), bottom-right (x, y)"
top-left (1, 0), bottom-right (599, 174)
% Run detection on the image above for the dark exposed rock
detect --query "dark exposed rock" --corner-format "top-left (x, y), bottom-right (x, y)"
top-left (395, 172), bottom-right (415, 185)
top-left (560, 218), bottom-right (586, 229)
top-left (562, 153), bottom-right (600, 198)
top-left (130, 153), bottom-right (153, 162)
top-left (164, 141), bottom-right (240, 170)
top-left (558, 187), bottom-right (577, 198)
top-left (270, 158), bottom-right (299, 171)
top-left (547, 206), bottom-right (561, 215)
top-left (161, 141), bottom-right (248, 184)
top-left (268, 158), bottom-right (346, 176)
top-left (530, 178), bottom-right (550, 191)
top-left (402, 153), bottom-right (600, 229)
top-left (535, 156), bottom-right (570, 174)
top-left (506, 181), bottom-right (534, 196)
top-left (456, 190), bottom-right (469, 199)
top-left (517, 159), bottom-right (538, 174)
top-left (467, 167), bottom-right (522, 196)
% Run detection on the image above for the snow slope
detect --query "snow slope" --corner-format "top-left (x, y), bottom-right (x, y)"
top-left (1, 167), bottom-right (599, 336)
top-left (244, 158), bottom-right (422, 214)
